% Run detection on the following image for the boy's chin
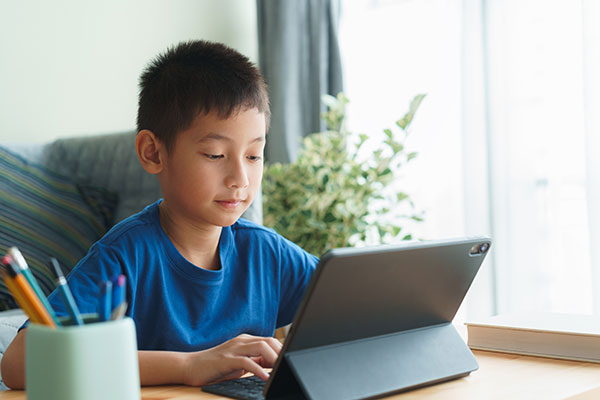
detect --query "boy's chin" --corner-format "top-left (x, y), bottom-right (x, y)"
top-left (213, 211), bottom-right (247, 227)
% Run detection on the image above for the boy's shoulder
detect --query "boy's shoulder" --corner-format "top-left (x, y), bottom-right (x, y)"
top-left (96, 201), bottom-right (160, 247)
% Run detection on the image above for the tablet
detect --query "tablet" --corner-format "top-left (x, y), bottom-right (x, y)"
top-left (204, 237), bottom-right (491, 400)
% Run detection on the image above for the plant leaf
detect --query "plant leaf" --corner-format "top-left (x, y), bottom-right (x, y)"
top-left (396, 192), bottom-right (409, 202)
top-left (396, 93), bottom-right (426, 130)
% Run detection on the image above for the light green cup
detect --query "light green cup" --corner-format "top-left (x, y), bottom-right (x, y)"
top-left (25, 316), bottom-right (140, 400)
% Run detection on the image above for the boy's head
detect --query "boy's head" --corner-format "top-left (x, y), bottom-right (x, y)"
top-left (137, 40), bottom-right (270, 153)
top-left (136, 41), bottom-right (270, 229)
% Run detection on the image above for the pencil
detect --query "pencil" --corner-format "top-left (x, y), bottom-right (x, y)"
top-left (9, 248), bottom-right (61, 326)
top-left (110, 274), bottom-right (127, 320)
top-left (1, 256), bottom-right (56, 328)
top-left (1, 270), bottom-right (42, 324)
top-left (49, 258), bottom-right (83, 326)
top-left (98, 280), bottom-right (112, 322)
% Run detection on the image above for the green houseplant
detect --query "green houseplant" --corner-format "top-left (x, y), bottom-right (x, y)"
top-left (262, 93), bottom-right (425, 256)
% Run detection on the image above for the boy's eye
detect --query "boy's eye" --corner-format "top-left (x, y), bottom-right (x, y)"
top-left (204, 154), bottom-right (224, 160)
top-left (247, 155), bottom-right (263, 162)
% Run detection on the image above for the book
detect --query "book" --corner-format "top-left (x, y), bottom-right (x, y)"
top-left (465, 312), bottom-right (600, 363)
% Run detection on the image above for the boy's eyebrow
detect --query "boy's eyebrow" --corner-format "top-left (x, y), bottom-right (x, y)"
top-left (198, 133), bottom-right (265, 144)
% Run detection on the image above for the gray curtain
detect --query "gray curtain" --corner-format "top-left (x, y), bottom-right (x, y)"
top-left (257, 0), bottom-right (344, 163)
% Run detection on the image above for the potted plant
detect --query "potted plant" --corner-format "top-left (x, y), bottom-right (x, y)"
top-left (262, 93), bottom-right (425, 256)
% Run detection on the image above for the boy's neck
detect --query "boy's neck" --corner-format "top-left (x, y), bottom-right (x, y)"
top-left (158, 201), bottom-right (222, 271)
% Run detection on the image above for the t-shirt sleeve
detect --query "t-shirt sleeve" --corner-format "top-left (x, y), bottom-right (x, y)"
top-left (276, 237), bottom-right (319, 327)
top-left (47, 242), bottom-right (126, 319)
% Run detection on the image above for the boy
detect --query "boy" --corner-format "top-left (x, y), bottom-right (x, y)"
top-left (1, 40), bottom-right (318, 388)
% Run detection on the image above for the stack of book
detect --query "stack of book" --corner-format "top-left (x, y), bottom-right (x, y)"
top-left (465, 313), bottom-right (600, 363)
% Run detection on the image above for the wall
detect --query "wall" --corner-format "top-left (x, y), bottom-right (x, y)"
top-left (0, 0), bottom-right (258, 144)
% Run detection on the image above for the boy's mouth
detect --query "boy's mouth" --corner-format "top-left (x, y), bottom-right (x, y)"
top-left (216, 199), bottom-right (244, 209)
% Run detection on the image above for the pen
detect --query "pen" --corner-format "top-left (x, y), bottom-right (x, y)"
top-left (1, 255), bottom-right (56, 327)
top-left (48, 258), bottom-right (83, 326)
top-left (110, 274), bottom-right (127, 320)
top-left (98, 280), bottom-right (112, 322)
top-left (9, 248), bottom-right (61, 326)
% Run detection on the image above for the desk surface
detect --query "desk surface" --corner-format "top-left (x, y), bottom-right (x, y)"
top-left (2, 350), bottom-right (600, 400)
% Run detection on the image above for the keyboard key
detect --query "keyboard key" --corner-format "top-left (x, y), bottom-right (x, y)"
top-left (202, 375), bottom-right (266, 400)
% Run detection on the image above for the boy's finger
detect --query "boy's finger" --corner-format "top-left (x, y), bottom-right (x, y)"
top-left (232, 334), bottom-right (282, 354)
top-left (236, 357), bottom-right (270, 381)
top-left (238, 341), bottom-right (279, 367)
top-left (235, 333), bottom-right (255, 341)
top-left (264, 337), bottom-right (283, 353)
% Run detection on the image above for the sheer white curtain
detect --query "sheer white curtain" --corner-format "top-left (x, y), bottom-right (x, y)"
top-left (340, 0), bottom-right (600, 319)
top-left (340, 0), bottom-right (467, 240)
top-left (582, 0), bottom-right (600, 315)
top-left (485, 0), bottom-right (600, 315)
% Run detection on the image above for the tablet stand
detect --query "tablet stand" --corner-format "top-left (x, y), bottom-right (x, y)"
top-left (266, 322), bottom-right (477, 399)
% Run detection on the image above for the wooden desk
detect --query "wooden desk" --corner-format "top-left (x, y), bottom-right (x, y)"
top-left (1, 350), bottom-right (600, 399)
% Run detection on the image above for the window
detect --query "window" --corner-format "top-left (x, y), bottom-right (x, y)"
top-left (340, 0), bottom-right (600, 318)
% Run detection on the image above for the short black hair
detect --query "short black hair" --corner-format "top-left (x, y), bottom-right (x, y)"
top-left (137, 40), bottom-right (270, 152)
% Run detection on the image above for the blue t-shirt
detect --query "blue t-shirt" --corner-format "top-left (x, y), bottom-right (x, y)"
top-left (45, 200), bottom-right (318, 351)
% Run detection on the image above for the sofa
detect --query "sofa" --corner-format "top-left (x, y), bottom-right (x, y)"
top-left (0, 131), bottom-right (262, 390)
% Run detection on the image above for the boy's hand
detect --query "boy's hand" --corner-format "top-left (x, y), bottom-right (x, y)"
top-left (183, 333), bottom-right (283, 386)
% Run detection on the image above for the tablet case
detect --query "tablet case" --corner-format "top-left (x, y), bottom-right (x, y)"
top-left (264, 237), bottom-right (491, 399)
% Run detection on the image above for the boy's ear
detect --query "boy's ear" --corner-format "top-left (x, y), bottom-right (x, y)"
top-left (135, 130), bottom-right (165, 175)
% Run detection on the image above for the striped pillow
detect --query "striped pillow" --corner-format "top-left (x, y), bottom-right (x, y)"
top-left (0, 147), bottom-right (117, 310)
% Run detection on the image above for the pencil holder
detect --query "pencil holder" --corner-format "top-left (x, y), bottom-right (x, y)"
top-left (25, 316), bottom-right (140, 400)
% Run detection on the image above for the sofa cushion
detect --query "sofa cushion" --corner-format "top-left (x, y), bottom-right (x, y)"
top-left (0, 147), bottom-right (117, 310)
top-left (41, 132), bottom-right (161, 223)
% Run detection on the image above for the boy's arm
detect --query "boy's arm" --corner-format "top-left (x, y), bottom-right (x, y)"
top-left (1, 329), bottom-right (26, 389)
top-left (1, 330), bottom-right (281, 389)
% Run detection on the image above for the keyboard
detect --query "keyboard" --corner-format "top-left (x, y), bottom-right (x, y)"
top-left (202, 375), bottom-right (266, 400)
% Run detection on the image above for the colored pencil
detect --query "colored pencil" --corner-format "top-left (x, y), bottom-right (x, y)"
top-left (2, 270), bottom-right (42, 324)
top-left (1, 255), bottom-right (56, 327)
top-left (98, 280), bottom-right (112, 322)
top-left (110, 274), bottom-right (127, 320)
top-left (49, 258), bottom-right (83, 326)
top-left (9, 248), bottom-right (60, 326)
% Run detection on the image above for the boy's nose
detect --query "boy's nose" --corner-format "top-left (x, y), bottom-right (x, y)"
top-left (226, 159), bottom-right (250, 188)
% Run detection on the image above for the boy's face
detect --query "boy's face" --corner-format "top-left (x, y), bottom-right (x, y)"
top-left (158, 108), bottom-right (266, 228)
